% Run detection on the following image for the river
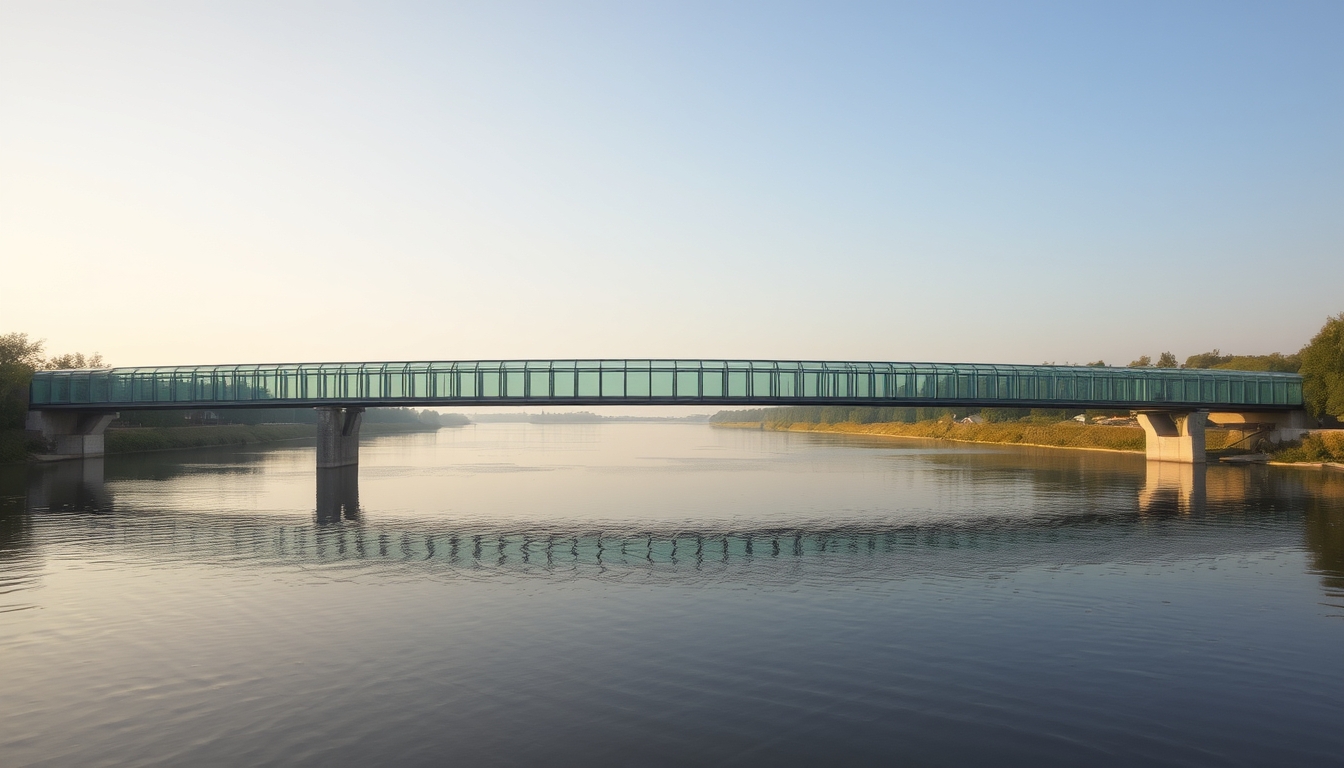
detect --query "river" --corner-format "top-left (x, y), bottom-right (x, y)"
top-left (2, 423), bottom-right (1342, 767)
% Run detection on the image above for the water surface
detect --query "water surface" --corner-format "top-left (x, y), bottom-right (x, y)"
top-left (2, 424), bottom-right (1342, 767)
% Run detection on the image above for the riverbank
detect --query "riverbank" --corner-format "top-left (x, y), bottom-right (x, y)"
top-left (1, 422), bottom-right (446, 463)
top-left (712, 419), bottom-right (1151, 452)
top-left (713, 419), bottom-right (1344, 466)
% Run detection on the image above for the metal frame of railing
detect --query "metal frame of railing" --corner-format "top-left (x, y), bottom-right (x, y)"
top-left (29, 359), bottom-right (1304, 411)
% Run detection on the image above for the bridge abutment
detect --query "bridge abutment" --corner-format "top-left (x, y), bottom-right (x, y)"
top-left (1136, 411), bottom-right (1207, 463)
top-left (315, 406), bottom-right (363, 468)
top-left (25, 410), bottom-right (118, 460)
top-left (1208, 410), bottom-right (1313, 451)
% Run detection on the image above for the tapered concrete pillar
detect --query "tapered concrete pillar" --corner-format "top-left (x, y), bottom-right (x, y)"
top-left (315, 406), bottom-right (363, 468)
top-left (25, 410), bottom-right (118, 460)
top-left (1136, 411), bottom-right (1206, 463)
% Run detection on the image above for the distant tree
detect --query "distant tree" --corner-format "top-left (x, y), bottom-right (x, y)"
top-left (1085, 360), bottom-right (1107, 367)
top-left (1299, 313), bottom-right (1344, 420)
top-left (1156, 352), bottom-right (1178, 368)
top-left (1128, 355), bottom-right (1152, 368)
top-left (1184, 349), bottom-right (1231, 369)
top-left (1212, 353), bottom-right (1301, 373)
top-left (45, 352), bottom-right (105, 370)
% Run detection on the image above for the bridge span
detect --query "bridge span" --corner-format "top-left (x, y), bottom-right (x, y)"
top-left (27, 359), bottom-right (1309, 464)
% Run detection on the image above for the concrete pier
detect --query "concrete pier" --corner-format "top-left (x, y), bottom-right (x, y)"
top-left (315, 406), bottom-right (364, 469)
top-left (25, 410), bottom-right (118, 460)
top-left (1136, 411), bottom-right (1207, 463)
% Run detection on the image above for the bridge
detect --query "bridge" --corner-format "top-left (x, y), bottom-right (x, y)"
top-left (26, 359), bottom-right (1309, 464)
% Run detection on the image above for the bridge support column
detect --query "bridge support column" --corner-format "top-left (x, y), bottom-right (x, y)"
top-left (25, 410), bottom-right (118, 461)
top-left (1136, 411), bottom-right (1206, 463)
top-left (315, 407), bottom-right (363, 468)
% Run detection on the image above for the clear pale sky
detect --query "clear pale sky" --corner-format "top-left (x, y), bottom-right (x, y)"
top-left (2, 2), bottom-right (1341, 368)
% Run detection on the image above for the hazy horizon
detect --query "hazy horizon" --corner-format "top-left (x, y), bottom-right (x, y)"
top-left (3, 2), bottom-right (1340, 367)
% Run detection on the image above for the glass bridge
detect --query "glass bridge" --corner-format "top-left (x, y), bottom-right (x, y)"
top-left (29, 360), bottom-right (1303, 411)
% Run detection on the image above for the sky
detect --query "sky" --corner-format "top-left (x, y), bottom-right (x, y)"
top-left (2, 1), bottom-right (1341, 369)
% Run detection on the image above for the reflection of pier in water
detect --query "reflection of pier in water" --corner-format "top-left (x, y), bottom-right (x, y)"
top-left (9, 458), bottom-right (1344, 592)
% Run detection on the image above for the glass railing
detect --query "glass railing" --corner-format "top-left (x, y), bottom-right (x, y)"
top-left (28, 360), bottom-right (1304, 409)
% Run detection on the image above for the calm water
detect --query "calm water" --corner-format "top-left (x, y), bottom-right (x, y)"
top-left (2, 423), bottom-right (1343, 767)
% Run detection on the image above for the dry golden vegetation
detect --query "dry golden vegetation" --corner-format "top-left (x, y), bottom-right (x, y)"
top-left (715, 418), bottom-right (1245, 454)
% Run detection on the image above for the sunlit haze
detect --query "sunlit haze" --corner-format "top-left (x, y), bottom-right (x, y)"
top-left (2, 2), bottom-right (1341, 367)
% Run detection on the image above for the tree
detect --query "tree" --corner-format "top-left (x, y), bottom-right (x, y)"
top-left (1185, 349), bottom-right (1231, 369)
top-left (45, 352), bottom-right (105, 370)
top-left (0, 333), bottom-right (46, 368)
top-left (1128, 355), bottom-right (1152, 368)
top-left (1156, 352), bottom-right (1178, 368)
top-left (1299, 313), bottom-right (1344, 420)
top-left (1085, 360), bottom-right (1107, 367)
top-left (0, 334), bottom-right (46, 429)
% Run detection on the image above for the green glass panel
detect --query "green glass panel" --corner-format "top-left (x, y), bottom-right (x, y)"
top-left (91, 374), bottom-right (109, 403)
top-left (257, 372), bottom-right (276, 400)
top-left (803, 372), bottom-right (819, 397)
top-left (627, 371), bottom-right (650, 397)
top-left (832, 372), bottom-right (848, 398)
top-left (554, 370), bottom-right (575, 397)
top-left (602, 371), bottom-right (624, 397)
top-left (481, 371), bottom-right (500, 397)
top-left (675, 371), bottom-right (697, 398)
top-left (70, 375), bottom-right (90, 403)
top-left (916, 374), bottom-right (931, 398)
top-left (529, 371), bottom-right (550, 397)
top-left (651, 371), bottom-right (673, 397)
top-left (578, 371), bottom-right (599, 397)
top-left (434, 372), bottom-right (453, 398)
top-left (505, 371), bottom-right (524, 397)
top-left (703, 371), bottom-right (723, 398)
top-left (752, 372), bottom-right (771, 397)
top-left (51, 376), bottom-right (69, 403)
top-left (31, 376), bottom-right (50, 404)
top-left (727, 371), bottom-right (747, 397)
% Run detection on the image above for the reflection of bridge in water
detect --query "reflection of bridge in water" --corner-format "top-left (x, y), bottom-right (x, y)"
top-left (16, 458), bottom-right (1344, 589)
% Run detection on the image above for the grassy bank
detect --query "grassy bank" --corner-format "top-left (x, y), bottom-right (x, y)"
top-left (1270, 431), bottom-right (1344, 464)
top-left (714, 419), bottom-right (1150, 452)
top-left (1, 422), bottom-right (444, 462)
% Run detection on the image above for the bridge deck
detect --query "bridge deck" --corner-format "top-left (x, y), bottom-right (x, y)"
top-left (29, 359), bottom-right (1303, 411)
